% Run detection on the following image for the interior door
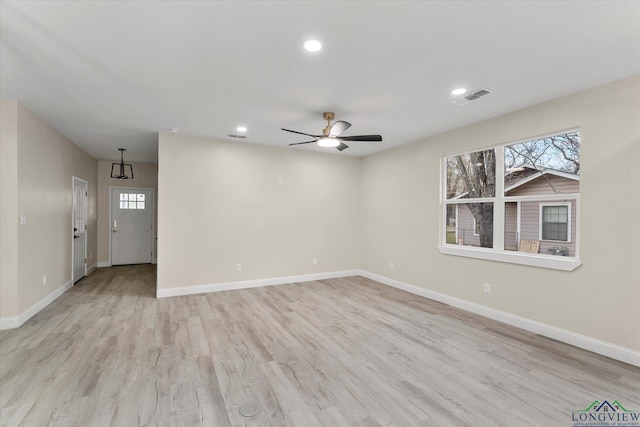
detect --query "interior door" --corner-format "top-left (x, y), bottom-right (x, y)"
top-left (111, 188), bottom-right (154, 265)
top-left (73, 177), bottom-right (88, 283)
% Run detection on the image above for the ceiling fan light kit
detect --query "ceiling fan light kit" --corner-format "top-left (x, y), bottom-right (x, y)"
top-left (282, 112), bottom-right (382, 152)
top-left (317, 137), bottom-right (340, 148)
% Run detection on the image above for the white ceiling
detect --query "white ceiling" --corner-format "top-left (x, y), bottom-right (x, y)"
top-left (2, 1), bottom-right (639, 163)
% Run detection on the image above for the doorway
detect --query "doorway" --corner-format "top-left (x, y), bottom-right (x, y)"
top-left (110, 187), bottom-right (155, 265)
top-left (72, 177), bottom-right (88, 283)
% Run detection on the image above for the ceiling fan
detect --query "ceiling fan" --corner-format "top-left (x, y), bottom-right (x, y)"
top-left (282, 112), bottom-right (382, 151)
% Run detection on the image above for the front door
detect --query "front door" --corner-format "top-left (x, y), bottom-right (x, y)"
top-left (111, 188), bottom-right (154, 265)
top-left (72, 177), bottom-right (88, 283)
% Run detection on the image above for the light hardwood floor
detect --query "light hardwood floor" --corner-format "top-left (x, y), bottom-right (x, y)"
top-left (1, 265), bottom-right (638, 426)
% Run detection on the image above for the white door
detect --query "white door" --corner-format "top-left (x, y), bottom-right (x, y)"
top-left (72, 177), bottom-right (88, 283)
top-left (111, 188), bottom-right (154, 265)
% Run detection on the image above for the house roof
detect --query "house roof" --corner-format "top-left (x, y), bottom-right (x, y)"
top-left (450, 165), bottom-right (579, 199)
top-left (504, 166), bottom-right (579, 193)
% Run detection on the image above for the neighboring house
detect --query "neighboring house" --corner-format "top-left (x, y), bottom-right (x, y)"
top-left (454, 166), bottom-right (579, 256)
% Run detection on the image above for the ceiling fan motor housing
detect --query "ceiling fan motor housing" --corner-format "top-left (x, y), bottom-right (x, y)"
top-left (322, 112), bottom-right (335, 135)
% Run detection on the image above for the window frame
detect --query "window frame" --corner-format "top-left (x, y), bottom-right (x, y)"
top-left (438, 129), bottom-right (581, 271)
top-left (539, 202), bottom-right (572, 243)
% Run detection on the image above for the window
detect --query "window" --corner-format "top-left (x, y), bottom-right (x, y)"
top-left (445, 149), bottom-right (495, 248)
top-left (119, 193), bottom-right (146, 210)
top-left (540, 204), bottom-right (570, 242)
top-left (473, 218), bottom-right (480, 236)
top-left (440, 130), bottom-right (581, 271)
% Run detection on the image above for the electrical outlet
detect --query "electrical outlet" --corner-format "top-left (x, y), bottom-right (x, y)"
top-left (483, 283), bottom-right (491, 294)
top-left (312, 258), bottom-right (318, 265)
top-left (236, 264), bottom-right (242, 272)
top-left (43, 275), bottom-right (47, 286)
top-left (389, 262), bottom-right (394, 270)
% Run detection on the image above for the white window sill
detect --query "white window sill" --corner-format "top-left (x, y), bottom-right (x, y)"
top-left (438, 245), bottom-right (582, 271)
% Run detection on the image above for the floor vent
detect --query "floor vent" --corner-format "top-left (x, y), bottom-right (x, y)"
top-left (452, 88), bottom-right (491, 105)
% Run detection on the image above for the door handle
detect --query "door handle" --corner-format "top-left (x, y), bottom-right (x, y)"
top-left (74, 227), bottom-right (78, 232)
top-left (112, 229), bottom-right (118, 233)
top-left (74, 235), bottom-right (80, 239)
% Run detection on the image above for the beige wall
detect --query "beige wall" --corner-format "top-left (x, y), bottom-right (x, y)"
top-left (97, 161), bottom-right (158, 265)
top-left (360, 76), bottom-right (640, 351)
top-left (1, 100), bottom-right (19, 318)
top-left (157, 134), bottom-right (360, 290)
top-left (0, 100), bottom-right (98, 319)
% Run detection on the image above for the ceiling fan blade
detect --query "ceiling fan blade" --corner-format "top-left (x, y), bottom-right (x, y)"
top-left (338, 135), bottom-right (383, 142)
top-left (288, 140), bottom-right (317, 146)
top-left (329, 120), bottom-right (351, 137)
top-left (336, 142), bottom-right (349, 151)
top-left (281, 128), bottom-right (320, 138)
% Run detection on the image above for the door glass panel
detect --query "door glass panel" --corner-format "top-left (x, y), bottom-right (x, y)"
top-left (119, 193), bottom-right (147, 210)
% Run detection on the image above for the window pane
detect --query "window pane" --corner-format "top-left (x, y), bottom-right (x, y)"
top-left (541, 205), bottom-right (569, 242)
top-left (446, 205), bottom-right (457, 243)
top-left (120, 201), bottom-right (128, 209)
top-left (505, 131), bottom-right (580, 196)
top-left (446, 149), bottom-right (496, 199)
top-left (120, 193), bottom-right (127, 201)
top-left (504, 202), bottom-right (518, 251)
top-left (137, 194), bottom-right (145, 201)
top-left (129, 193), bottom-right (136, 201)
top-left (446, 202), bottom-right (493, 248)
top-left (137, 202), bottom-right (145, 209)
top-left (128, 201), bottom-right (137, 209)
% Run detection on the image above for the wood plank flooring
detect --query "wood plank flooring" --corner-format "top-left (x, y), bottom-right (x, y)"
top-left (1, 265), bottom-right (638, 426)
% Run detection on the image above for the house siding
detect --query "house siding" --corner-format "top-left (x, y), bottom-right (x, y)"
top-left (519, 199), bottom-right (577, 256)
top-left (507, 174), bottom-right (578, 256)
top-left (455, 174), bottom-right (578, 254)
top-left (456, 205), bottom-right (481, 246)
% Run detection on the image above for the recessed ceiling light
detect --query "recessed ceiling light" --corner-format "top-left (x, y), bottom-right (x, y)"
top-left (451, 88), bottom-right (467, 96)
top-left (304, 40), bottom-right (322, 52)
top-left (236, 126), bottom-right (247, 133)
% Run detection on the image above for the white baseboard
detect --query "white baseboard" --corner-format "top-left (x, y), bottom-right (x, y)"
top-left (156, 270), bottom-right (361, 298)
top-left (359, 270), bottom-right (640, 367)
top-left (0, 315), bottom-right (19, 329)
top-left (0, 279), bottom-right (73, 330)
top-left (97, 261), bottom-right (111, 268)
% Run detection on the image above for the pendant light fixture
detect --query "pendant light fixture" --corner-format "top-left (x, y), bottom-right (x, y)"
top-left (111, 148), bottom-right (134, 179)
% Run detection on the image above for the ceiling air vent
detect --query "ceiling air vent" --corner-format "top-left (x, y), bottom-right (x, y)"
top-left (452, 88), bottom-right (491, 105)
top-left (227, 134), bottom-right (247, 139)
